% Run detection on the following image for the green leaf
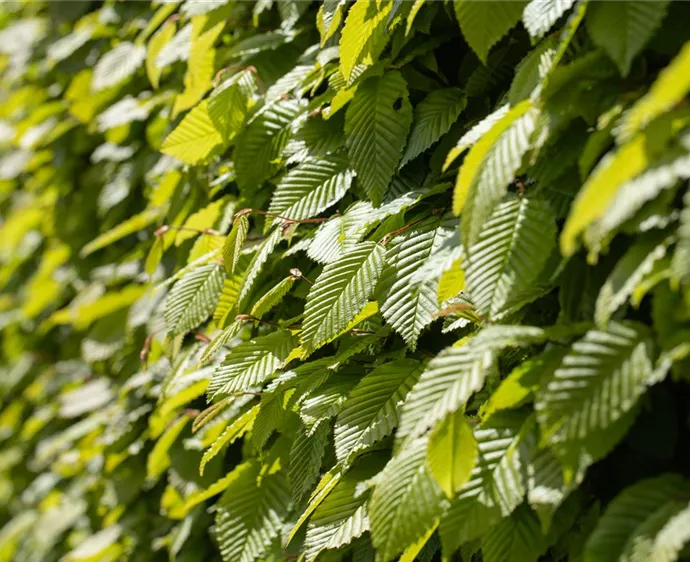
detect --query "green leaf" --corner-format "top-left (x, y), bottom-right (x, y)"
top-left (251, 276), bottom-right (296, 319)
top-left (289, 421), bottom-right (330, 504)
top-left (208, 329), bottom-right (298, 397)
top-left (535, 322), bottom-right (655, 455)
top-left (400, 89), bottom-right (466, 167)
top-left (483, 346), bottom-right (567, 420)
top-left (453, 100), bottom-right (539, 247)
top-left (339, 0), bottom-right (394, 82)
top-left (619, 40), bottom-right (690, 141)
top-left (508, 37), bottom-right (557, 105)
top-left (161, 100), bottom-right (223, 165)
top-left (586, 0), bottom-right (670, 76)
top-left (268, 154), bottom-right (354, 222)
top-left (561, 130), bottom-right (656, 257)
top-left (453, 0), bottom-right (526, 63)
top-left (427, 410), bottom-right (478, 499)
top-left (215, 461), bottom-right (292, 562)
top-left (80, 207), bottom-right (163, 257)
top-left (334, 359), bottom-right (421, 463)
top-left (369, 438), bottom-right (447, 562)
top-left (234, 100), bottom-right (306, 192)
top-left (318, 0), bottom-right (348, 46)
top-left (208, 69), bottom-right (257, 143)
top-left (304, 456), bottom-right (385, 562)
top-left (444, 105), bottom-right (509, 172)
top-left (397, 326), bottom-right (548, 447)
top-left (223, 215), bottom-right (249, 276)
top-left (307, 201), bottom-right (373, 264)
top-left (215, 255), bottom-right (251, 327)
top-left (522, 0), bottom-right (576, 39)
top-left (584, 474), bottom-right (690, 562)
top-left (301, 242), bottom-right (385, 353)
top-left (200, 405), bottom-right (259, 475)
top-left (439, 414), bottom-right (529, 555)
top-left (464, 197), bottom-right (556, 321)
top-left (165, 263), bottom-right (225, 336)
top-left (345, 71), bottom-right (413, 205)
top-left (146, 21), bottom-right (176, 89)
top-left (585, 154), bottom-right (690, 254)
top-left (596, 234), bottom-right (674, 327)
top-left (237, 227), bottom-right (284, 309)
top-left (482, 505), bottom-right (546, 562)
top-left (92, 42), bottom-right (146, 91)
top-left (378, 217), bottom-right (453, 349)
top-left (146, 416), bottom-right (190, 483)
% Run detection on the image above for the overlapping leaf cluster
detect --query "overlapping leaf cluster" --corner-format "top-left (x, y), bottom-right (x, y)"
top-left (2, 1), bottom-right (690, 561)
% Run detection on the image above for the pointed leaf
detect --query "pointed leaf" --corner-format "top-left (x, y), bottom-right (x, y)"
top-left (427, 410), bottom-right (478, 499)
top-left (345, 72), bottom-right (413, 204)
top-left (453, 0), bottom-right (526, 63)
top-left (215, 461), bottom-right (292, 562)
top-left (161, 100), bottom-right (223, 165)
top-left (234, 100), bottom-right (305, 191)
top-left (268, 154), bottom-right (354, 222)
top-left (302, 242), bottom-right (385, 352)
top-left (335, 359), bottom-right (421, 463)
top-left (208, 330), bottom-right (298, 397)
top-left (165, 263), bottom-right (225, 336)
top-left (400, 89), bottom-right (466, 167)
top-left (464, 197), bottom-right (556, 321)
top-left (536, 322), bottom-right (655, 452)
top-left (369, 438), bottom-right (446, 562)
top-left (586, 0), bottom-right (670, 76)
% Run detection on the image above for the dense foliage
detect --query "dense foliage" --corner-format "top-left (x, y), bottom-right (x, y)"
top-left (2, 0), bottom-right (690, 561)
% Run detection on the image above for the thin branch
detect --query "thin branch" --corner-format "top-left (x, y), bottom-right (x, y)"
top-left (154, 225), bottom-right (223, 238)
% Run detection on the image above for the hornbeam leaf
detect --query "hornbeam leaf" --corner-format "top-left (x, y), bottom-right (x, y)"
top-left (92, 42), bottom-right (145, 91)
top-left (146, 21), bottom-right (175, 89)
top-left (161, 100), bottom-right (223, 165)
top-left (304, 455), bottom-right (386, 562)
top-left (369, 438), bottom-right (447, 562)
top-left (234, 100), bottom-right (306, 192)
top-left (453, 99), bottom-right (539, 247)
top-left (595, 233), bottom-right (674, 327)
top-left (522, 0), bottom-right (576, 39)
top-left (301, 242), bottom-right (385, 352)
top-left (339, 0), bottom-right (394, 82)
top-left (208, 330), bottom-right (298, 397)
top-left (453, 0), bottom-right (526, 63)
top-left (237, 227), bottom-right (284, 309)
top-left (223, 215), bottom-right (249, 276)
top-left (619, 40), bottom-right (690, 141)
top-left (584, 474), bottom-right (690, 562)
top-left (427, 410), bottom-right (478, 499)
top-left (334, 359), bottom-right (421, 463)
top-left (400, 88), bottom-right (466, 167)
top-left (289, 421), bottom-right (330, 505)
top-left (464, 197), bottom-right (556, 321)
top-left (165, 263), bottom-right (225, 336)
top-left (586, 0), bottom-right (670, 77)
top-left (250, 276), bottom-right (296, 319)
top-left (439, 413), bottom-right (529, 555)
top-left (673, 189), bottom-right (690, 286)
top-left (199, 405), bottom-right (259, 475)
top-left (378, 217), bottom-right (454, 349)
top-left (397, 326), bottom-right (548, 448)
top-left (214, 461), bottom-right (292, 562)
top-left (268, 154), bottom-right (354, 222)
top-left (482, 504), bottom-right (547, 562)
top-left (345, 72), bottom-right (413, 205)
top-left (535, 321), bottom-right (655, 451)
